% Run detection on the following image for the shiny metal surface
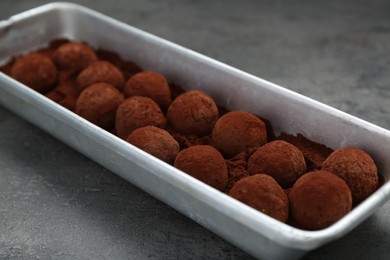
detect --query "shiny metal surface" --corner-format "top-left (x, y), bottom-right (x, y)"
top-left (1, 3), bottom-right (389, 259)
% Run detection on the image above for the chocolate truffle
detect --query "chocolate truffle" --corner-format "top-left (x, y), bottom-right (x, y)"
top-left (167, 90), bottom-right (218, 136)
top-left (76, 61), bottom-right (125, 92)
top-left (52, 42), bottom-right (98, 71)
top-left (126, 126), bottom-right (179, 164)
top-left (115, 96), bottom-right (166, 139)
top-left (322, 147), bottom-right (378, 204)
top-left (174, 145), bottom-right (228, 191)
top-left (212, 111), bottom-right (267, 158)
top-left (46, 81), bottom-right (78, 111)
top-left (10, 53), bottom-right (57, 93)
top-left (247, 140), bottom-right (306, 188)
top-left (228, 174), bottom-right (288, 222)
top-left (75, 83), bottom-right (124, 130)
top-left (289, 171), bottom-right (352, 230)
top-left (124, 71), bottom-right (171, 108)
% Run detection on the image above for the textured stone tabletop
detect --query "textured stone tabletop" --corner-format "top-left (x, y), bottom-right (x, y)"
top-left (1, 0), bottom-right (389, 259)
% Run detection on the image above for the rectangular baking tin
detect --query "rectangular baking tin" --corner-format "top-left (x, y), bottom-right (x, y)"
top-left (1, 3), bottom-right (390, 259)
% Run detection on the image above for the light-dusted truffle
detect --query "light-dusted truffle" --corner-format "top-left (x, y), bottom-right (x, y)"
top-left (76, 61), bottom-right (125, 93)
top-left (322, 147), bottom-right (378, 204)
top-left (247, 140), bottom-right (306, 188)
top-left (115, 96), bottom-right (166, 139)
top-left (212, 111), bottom-right (267, 158)
top-left (174, 145), bottom-right (228, 191)
top-left (46, 80), bottom-right (78, 111)
top-left (10, 53), bottom-right (57, 93)
top-left (124, 71), bottom-right (171, 108)
top-left (229, 174), bottom-right (289, 222)
top-left (52, 42), bottom-right (98, 71)
top-left (289, 171), bottom-right (352, 230)
top-left (167, 90), bottom-right (218, 136)
top-left (75, 83), bottom-right (124, 130)
top-left (126, 126), bottom-right (179, 164)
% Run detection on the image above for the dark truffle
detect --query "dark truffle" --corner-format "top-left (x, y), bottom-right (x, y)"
top-left (277, 133), bottom-right (333, 170)
top-left (10, 53), bottom-right (57, 93)
top-left (46, 81), bottom-right (78, 111)
top-left (228, 174), bottom-right (289, 222)
top-left (126, 126), bottom-right (179, 164)
top-left (52, 42), bottom-right (98, 71)
top-left (124, 71), bottom-right (171, 108)
top-left (322, 147), bottom-right (378, 204)
top-left (174, 145), bottom-right (228, 191)
top-left (167, 90), bottom-right (218, 136)
top-left (247, 140), bottom-right (306, 188)
top-left (212, 111), bottom-right (267, 158)
top-left (75, 83), bottom-right (124, 130)
top-left (115, 96), bottom-right (166, 139)
top-left (289, 171), bottom-right (352, 230)
top-left (76, 61), bottom-right (125, 93)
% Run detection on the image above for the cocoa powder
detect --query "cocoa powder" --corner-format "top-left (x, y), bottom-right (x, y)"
top-left (277, 133), bottom-right (333, 171)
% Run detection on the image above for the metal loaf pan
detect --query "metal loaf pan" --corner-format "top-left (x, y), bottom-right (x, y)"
top-left (1, 3), bottom-right (389, 259)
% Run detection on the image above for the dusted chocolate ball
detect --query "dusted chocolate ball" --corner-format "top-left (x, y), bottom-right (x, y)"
top-left (167, 90), bottom-right (218, 136)
top-left (46, 90), bottom-right (76, 111)
top-left (229, 174), bottom-right (289, 222)
top-left (11, 53), bottom-right (57, 93)
top-left (322, 147), bottom-right (378, 204)
top-left (126, 126), bottom-right (179, 164)
top-left (212, 111), bottom-right (267, 158)
top-left (174, 145), bottom-right (228, 191)
top-left (289, 171), bottom-right (352, 230)
top-left (115, 96), bottom-right (166, 139)
top-left (52, 42), bottom-right (98, 71)
top-left (75, 83), bottom-right (124, 130)
top-left (76, 61), bottom-right (125, 92)
top-left (46, 81), bottom-right (78, 111)
top-left (247, 140), bottom-right (306, 188)
top-left (124, 71), bottom-right (171, 108)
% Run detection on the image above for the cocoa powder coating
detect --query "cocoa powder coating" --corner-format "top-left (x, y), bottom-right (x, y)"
top-left (52, 42), bottom-right (98, 72)
top-left (174, 145), bottom-right (228, 191)
top-left (96, 49), bottom-right (142, 80)
top-left (126, 126), bottom-right (179, 164)
top-left (75, 83), bottom-right (125, 130)
top-left (212, 111), bottom-right (267, 158)
top-left (124, 71), bottom-right (171, 108)
top-left (224, 150), bottom-right (251, 192)
top-left (45, 69), bottom-right (79, 111)
top-left (228, 174), bottom-right (289, 222)
top-left (46, 81), bottom-right (78, 111)
top-left (278, 133), bottom-right (333, 170)
top-left (115, 96), bottom-right (166, 139)
top-left (76, 61), bottom-right (125, 93)
top-left (289, 171), bottom-right (352, 230)
top-left (247, 140), bottom-right (306, 188)
top-left (11, 53), bottom-right (57, 93)
top-left (322, 146), bottom-right (378, 204)
top-left (167, 90), bottom-right (218, 136)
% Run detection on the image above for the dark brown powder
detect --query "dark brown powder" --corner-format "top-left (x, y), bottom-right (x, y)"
top-left (277, 133), bottom-right (333, 171)
top-left (96, 49), bottom-right (142, 81)
top-left (224, 152), bottom-right (250, 192)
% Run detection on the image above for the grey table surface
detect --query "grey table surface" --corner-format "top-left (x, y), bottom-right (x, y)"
top-left (1, 0), bottom-right (389, 259)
